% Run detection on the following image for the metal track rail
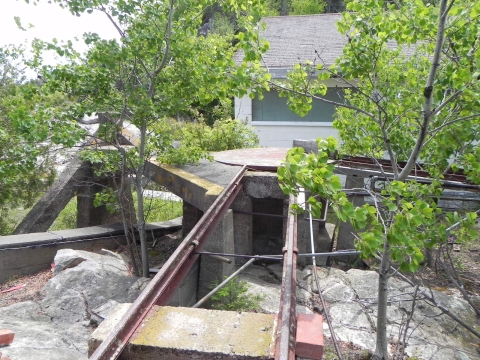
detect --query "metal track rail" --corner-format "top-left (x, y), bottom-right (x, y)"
top-left (89, 165), bottom-right (247, 360)
top-left (275, 195), bottom-right (298, 360)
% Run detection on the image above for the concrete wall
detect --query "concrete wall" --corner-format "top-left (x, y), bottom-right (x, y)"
top-left (250, 122), bottom-right (339, 148)
top-left (0, 219), bottom-right (182, 283)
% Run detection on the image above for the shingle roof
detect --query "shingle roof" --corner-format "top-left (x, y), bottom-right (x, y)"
top-left (234, 14), bottom-right (346, 69)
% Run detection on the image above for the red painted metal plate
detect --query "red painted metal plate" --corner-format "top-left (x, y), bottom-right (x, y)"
top-left (213, 148), bottom-right (290, 171)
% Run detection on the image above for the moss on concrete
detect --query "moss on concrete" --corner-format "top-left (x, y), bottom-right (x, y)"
top-left (131, 306), bottom-right (274, 358)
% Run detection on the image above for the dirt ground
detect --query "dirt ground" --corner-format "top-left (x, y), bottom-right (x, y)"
top-left (0, 268), bottom-right (53, 307)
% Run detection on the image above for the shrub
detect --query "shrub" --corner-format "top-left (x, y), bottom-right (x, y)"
top-left (210, 276), bottom-right (264, 312)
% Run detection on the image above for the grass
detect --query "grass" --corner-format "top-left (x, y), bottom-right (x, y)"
top-left (49, 190), bottom-right (183, 231)
top-left (141, 194), bottom-right (183, 223)
top-left (49, 197), bottom-right (78, 231)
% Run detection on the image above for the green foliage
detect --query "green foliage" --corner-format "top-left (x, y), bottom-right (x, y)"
top-left (262, 0), bottom-right (326, 15)
top-left (142, 197), bottom-right (183, 223)
top-left (175, 118), bottom-right (259, 153)
top-left (210, 13), bottom-right (235, 38)
top-left (291, 0), bottom-right (325, 14)
top-left (279, 136), bottom-right (479, 273)
top-left (0, 46), bottom-right (78, 234)
top-left (21, 0), bottom-right (269, 275)
top-left (272, 0), bottom-right (480, 357)
top-left (210, 276), bottom-right (264, 312)
top-left (49, 197), bottom-right (78, 231)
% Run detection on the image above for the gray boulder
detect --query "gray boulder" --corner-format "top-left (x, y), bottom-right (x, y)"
top-left (0, 249), bottom-right (149, 360)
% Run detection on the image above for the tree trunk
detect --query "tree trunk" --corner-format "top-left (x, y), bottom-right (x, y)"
top-left (373, 240), bottom-right (391, 360)
top-left (136, 123), bottom-right (149, 278)
top-left (280, 0), bottom-right (288, 15)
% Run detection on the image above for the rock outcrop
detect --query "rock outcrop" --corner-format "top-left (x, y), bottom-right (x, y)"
top-left (239, 265), bottom-right (480, 360)
top-left (0, 249), bottom-right (149, 360)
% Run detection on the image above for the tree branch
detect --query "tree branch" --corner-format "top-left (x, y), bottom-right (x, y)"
top-left (398, 0), bottom-right (449, 181)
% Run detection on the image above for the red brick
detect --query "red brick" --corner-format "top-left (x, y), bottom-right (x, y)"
top-left (295, 313), bottom-right (324, 360)
top-left (0, 329), bottom-right (14, 346)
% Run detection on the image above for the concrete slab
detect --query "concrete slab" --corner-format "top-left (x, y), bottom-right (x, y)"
top-left (90, 305), bottom-right (275, 360)
top-left (177, 159), bottom-right (244, 188)
top-left (213, 148), bottom-right (289, 171)
top-left (145, 161), bottom-right (226, 211)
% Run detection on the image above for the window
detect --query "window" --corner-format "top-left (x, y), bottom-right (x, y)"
top-left (252, 88), bottom-right (344, 122)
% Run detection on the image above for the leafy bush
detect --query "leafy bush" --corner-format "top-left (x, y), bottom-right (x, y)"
top-left (210, 276), bottom-right (264, 312)
top-left (179, 118), bottom-right (259, 152)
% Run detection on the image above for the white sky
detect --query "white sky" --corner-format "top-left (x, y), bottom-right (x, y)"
top-left (1, 0), bottom-right (119, 65)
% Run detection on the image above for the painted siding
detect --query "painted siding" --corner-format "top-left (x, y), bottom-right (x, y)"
top-left (252, 88), bottom-right (344, 122)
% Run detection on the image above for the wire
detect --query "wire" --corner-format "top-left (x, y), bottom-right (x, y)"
top-left (309, 204), bottom-right (343, 360)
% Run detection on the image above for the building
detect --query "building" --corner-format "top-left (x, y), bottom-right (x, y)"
top-left (234, 14), bottom-right (349, 148)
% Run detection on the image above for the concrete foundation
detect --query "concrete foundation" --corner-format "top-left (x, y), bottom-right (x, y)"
top-left (13, 156), bottom-right (90, 234)
top-left (144, 160), bottom-right (332, 290)
top-left (89, 304), bottom-right (275, 360)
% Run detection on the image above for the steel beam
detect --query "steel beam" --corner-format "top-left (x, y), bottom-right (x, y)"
top-left (275, 195), bottom-right (298, 360)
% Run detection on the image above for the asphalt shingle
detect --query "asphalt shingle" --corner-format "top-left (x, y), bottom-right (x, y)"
top-left (234, 14), bottom-right (346, 68)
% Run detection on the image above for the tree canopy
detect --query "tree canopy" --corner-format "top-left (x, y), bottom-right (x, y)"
top-left (275, 0), bottom-right (480, 358)
top-left (19, 0), bottom-right (269, 275)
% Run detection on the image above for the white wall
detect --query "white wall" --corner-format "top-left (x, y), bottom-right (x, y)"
top-left (251, 121), bottom-right (339, 148)
top-left (234, 94), bottom-right (339, 148)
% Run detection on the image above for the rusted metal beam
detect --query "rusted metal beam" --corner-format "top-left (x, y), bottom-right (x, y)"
top-left (89, 165), bottom-right (247, 360)
top-left (275, 195), bottom-right (298, 360)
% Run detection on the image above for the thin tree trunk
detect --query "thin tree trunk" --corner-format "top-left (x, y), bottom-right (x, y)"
top-left (136, 123), bottom-right (149, 277)
top-left (373, 240), bottom-right (392, 360)
top-left (280, 0), bottom-right (288, 15)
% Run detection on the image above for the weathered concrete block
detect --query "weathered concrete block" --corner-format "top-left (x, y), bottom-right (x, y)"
top-left (90, 305), bottom-right (275, 359)
top-left (13, 156), bottom-right (90, 234)
top-left (292, 139), bottom-right (318, 154)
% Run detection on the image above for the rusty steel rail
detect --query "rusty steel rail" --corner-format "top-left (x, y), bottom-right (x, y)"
top-left (89, 165), bottom-right (247, 360)
top-left (275, 195), bottom-right (298, 360)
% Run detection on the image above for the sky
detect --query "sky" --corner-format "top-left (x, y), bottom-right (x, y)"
top-left (1, 0), bottom-right (119, 68)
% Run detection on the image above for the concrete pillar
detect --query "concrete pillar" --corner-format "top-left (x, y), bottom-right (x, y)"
top-left (77, 167), bottom-right (136, 228)
top-left (181, 201), bottom-right (204, 237)
top-left (13, 156), bottom-right (90, 234)
top-left (197, 209), bottom-right (235, 299)
top-left (336, 175), bottom-right (365, 262)
top-left (231, 192), bottom-right (253, 265)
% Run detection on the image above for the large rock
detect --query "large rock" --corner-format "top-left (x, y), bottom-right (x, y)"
top-left (0, 301), bottom-right (88, 360)
top-left (315, 267), bottom-right (480, 360)
top-left (0, 249), bottom-right (149, 360)
top-left (42, 249), bottom-right (148, 324)
top-left (241, 265), bottom-right (480, 360)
